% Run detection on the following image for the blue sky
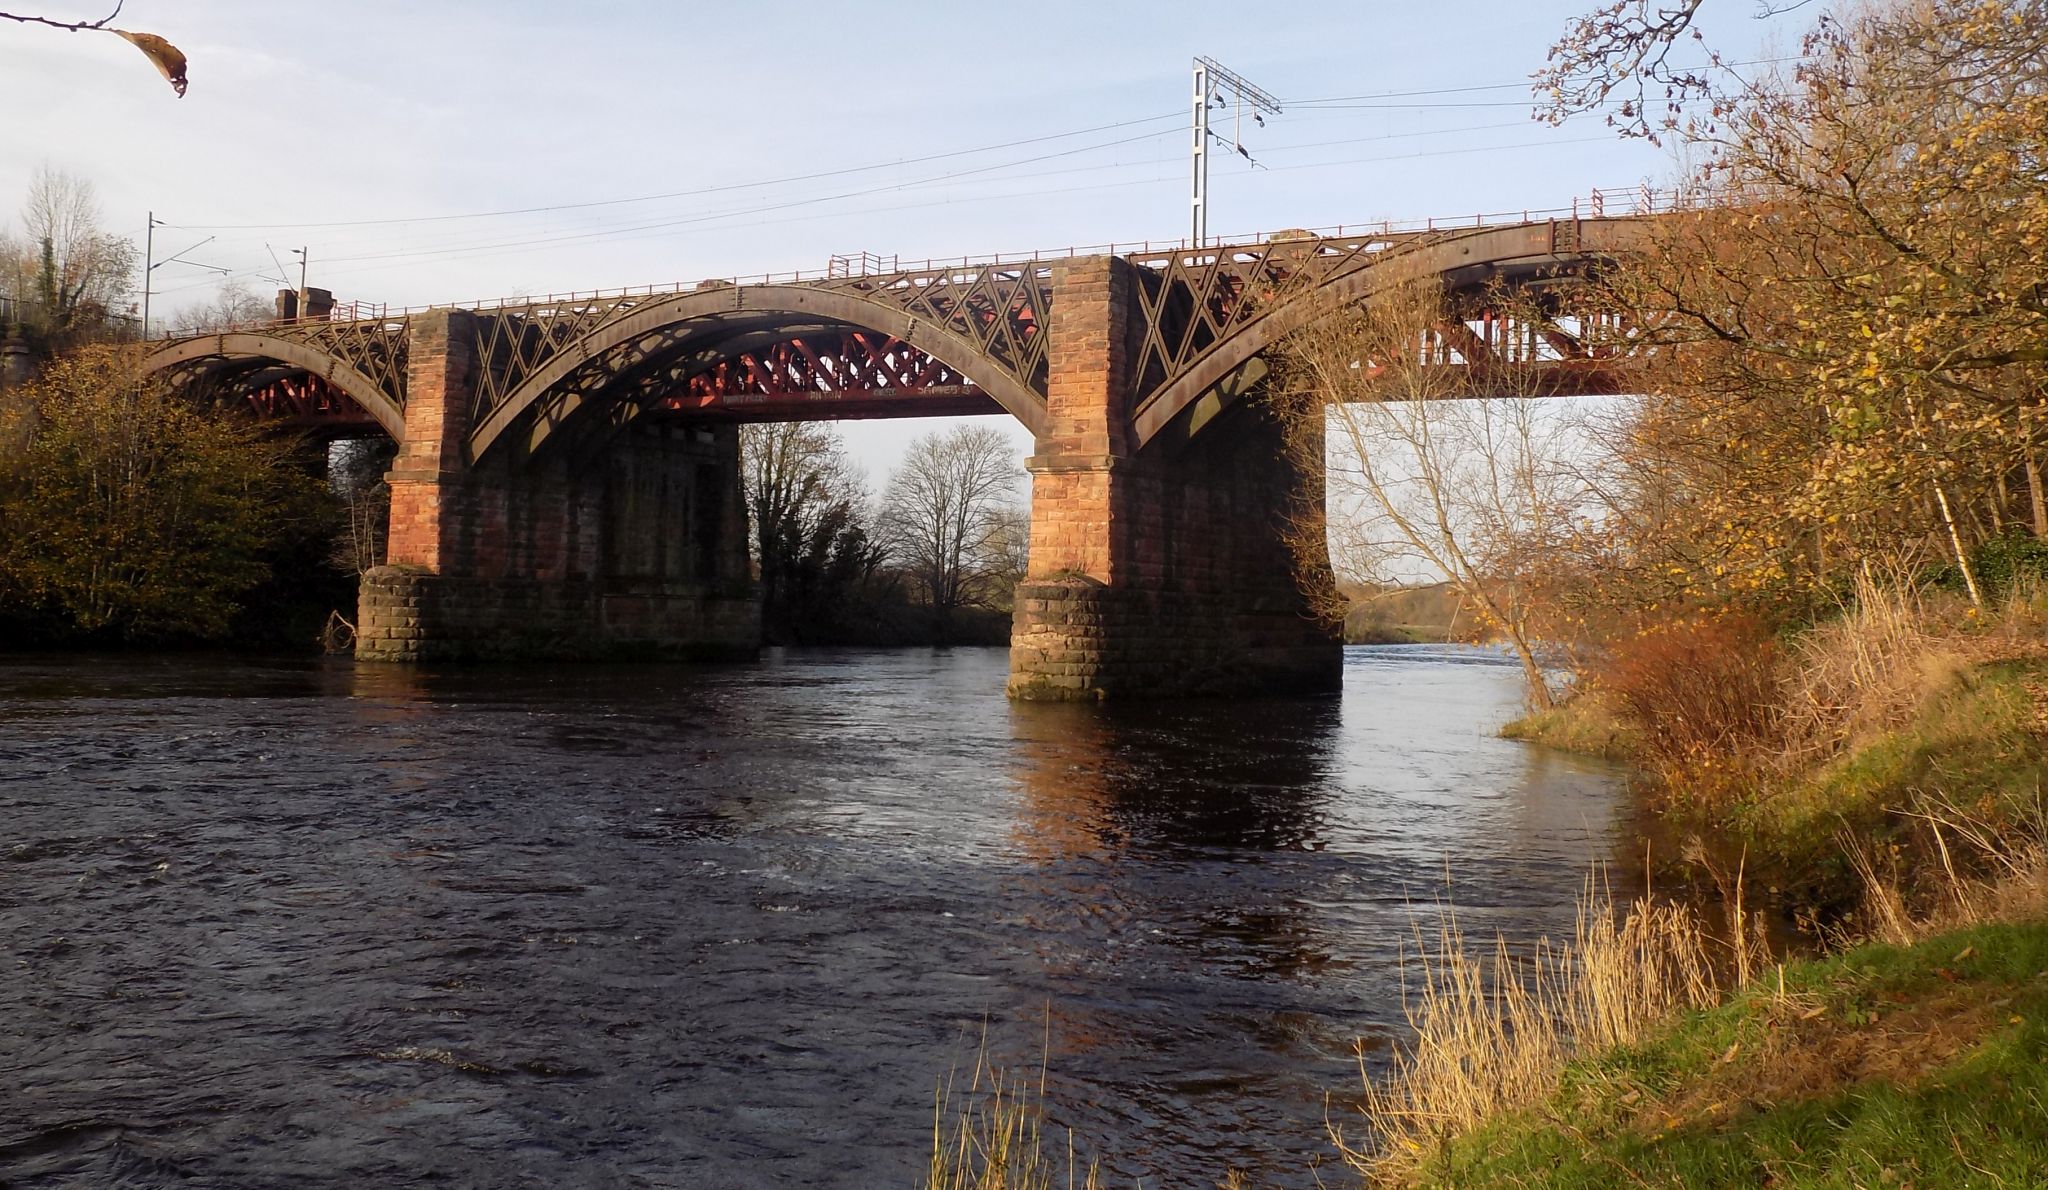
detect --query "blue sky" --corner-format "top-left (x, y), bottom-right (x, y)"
top-left (0, 0), bottom-right (1803, 480)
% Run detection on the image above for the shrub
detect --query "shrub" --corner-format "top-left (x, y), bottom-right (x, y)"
top-left (1971, 530), bottom-right (2048, 600)
top-left (0, 348), bottom-right (336, 642)
top-left (1599, 613), bottom-right (1781, 788)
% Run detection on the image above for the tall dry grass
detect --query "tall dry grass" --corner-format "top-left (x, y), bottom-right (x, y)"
top-left (1775, 570), bottom-right (1965, 768)
top-left (1845, 793), bottom-right (2048, 948)
top-left (1338, 879), bottom-right (1760, 1184)
top-left (1335, 573), bottom-right (2048, 1184)
top-left (925, 1045), bottom-right (1098, 1190)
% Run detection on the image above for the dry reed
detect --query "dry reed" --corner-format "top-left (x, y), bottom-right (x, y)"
top-left (1775, 569), bottom-right (1962, 767)
top-left (1339, 879), bottom-right (1742, 1184)
top-left (925, 1042), bottom-right (1098, 1190)
top-left (1847, 793), bottom-right (2048, 947)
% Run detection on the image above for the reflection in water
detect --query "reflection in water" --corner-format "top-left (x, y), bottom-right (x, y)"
top-left (0, 644), bottom-right (1626, 1187)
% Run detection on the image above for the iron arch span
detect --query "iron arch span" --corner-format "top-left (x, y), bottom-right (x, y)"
top-left (1129, 217), bottom-right (1647, 450)
top-left (140, 333), bottom-right (407, 442)
top-left (466, 284), bottom-right (1051, 464)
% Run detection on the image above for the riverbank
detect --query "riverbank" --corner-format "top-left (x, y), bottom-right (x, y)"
top-left (1504, 595), bottom-right (2048, 919)
top-left (1403, 916), bottom-right (2048, 1187)
top-left (1351, 585), bottom-right (2048, 1187)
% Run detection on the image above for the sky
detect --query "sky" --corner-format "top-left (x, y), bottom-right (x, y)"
top-left (0, 0), bottom-right (1803, 484)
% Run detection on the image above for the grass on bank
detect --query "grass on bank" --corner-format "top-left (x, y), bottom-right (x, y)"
top-left (1505, 573), bottom-right (2048, 915)
top-left (1341, 578), bottom-right (2048, 1186)
top-left (1499, 688), bottom-right (1639, 762)
top-left (1345, 798), bottom-right (2048, 1187)
top-left (1394, 918), bottom-right (2048, 1188)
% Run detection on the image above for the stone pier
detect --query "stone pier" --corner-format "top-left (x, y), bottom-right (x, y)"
top-left (356, 310), bottom-right (758, 662)
top-left (1006, 258), bottom-right (1340, 700)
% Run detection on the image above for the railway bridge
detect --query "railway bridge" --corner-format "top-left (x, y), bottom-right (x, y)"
top-left (143, 200), bottom-right (1652, 699)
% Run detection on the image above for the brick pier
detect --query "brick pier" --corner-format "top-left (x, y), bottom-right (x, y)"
top-left (357, 310), bottom-right (758, 661)
top-left (1006, 258), bottom-right (1340, 700)
top-left (348, 276), bottom-right (1336, 690)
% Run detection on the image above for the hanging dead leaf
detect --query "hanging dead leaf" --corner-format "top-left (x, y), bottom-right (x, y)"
top-left (111, 30), bottom-right (188, 98)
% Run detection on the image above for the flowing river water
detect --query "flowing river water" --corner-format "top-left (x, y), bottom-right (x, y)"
top-left (0, 645), bottom-right (1630, 1188)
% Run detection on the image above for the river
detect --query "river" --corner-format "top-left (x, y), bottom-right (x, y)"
top-left (0, 645), bottom-right (1628, 1187)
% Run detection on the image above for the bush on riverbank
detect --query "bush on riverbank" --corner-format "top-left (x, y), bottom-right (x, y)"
top-left (1508, 573), bottom-right (2048, 920)
top-left (0, 348), bottom-right (343, 646)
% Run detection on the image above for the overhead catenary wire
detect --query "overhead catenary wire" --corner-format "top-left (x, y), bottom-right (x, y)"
top-left (202, 112), bottom-right (1624, 278)
top-left (140, 57), bottom-right (1755, 309)
top-left (246, 133), bottom-right (1622, 290)
top-left (145, 118), bottom-right (1635, 302)
top-left (148, 123), bottom-right (1581, 294)
top-left (156, 60), bottom-right (1756, 238)
top-left (165, 110), bottom-right (1190, 233)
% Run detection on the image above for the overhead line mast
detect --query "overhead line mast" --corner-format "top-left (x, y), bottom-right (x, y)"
top-left (1191, 56), bottom-right (1282, 248)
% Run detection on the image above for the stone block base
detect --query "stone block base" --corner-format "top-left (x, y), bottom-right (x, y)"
top-left (356, 566), bottom-right (759, 662)
top-left (1006, 575), bottom-right (1340, 701)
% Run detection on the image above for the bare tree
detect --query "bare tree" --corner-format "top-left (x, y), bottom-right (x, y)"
top-left (328, 438), bottom-right (394, 578)
top-left (979, 503), bottom-right (1031, 609)
top-left (877, 423), bottom-right (1021, 640)
top-left (1533, 0), bottom-right (1815, 141)
top-left (169, 282), bottom-right (272, 335)
top-left (1270, 278), bottom-right (1587, 707)
top-left (742, 422), bottom-right (860, 547)
top-left (0, 167), bottom-right (138, 346)
top-left (740, 421), bottom-right (885, 641)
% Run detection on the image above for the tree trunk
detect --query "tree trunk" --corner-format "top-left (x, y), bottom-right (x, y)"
top-left (1934, 481), bottom-right (1983, 607)
top-left (2027, 450), bottom-right (2047, 538)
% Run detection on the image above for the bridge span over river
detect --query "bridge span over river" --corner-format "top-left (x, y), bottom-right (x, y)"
top-left (143, 194), bottom-right (1658, 699)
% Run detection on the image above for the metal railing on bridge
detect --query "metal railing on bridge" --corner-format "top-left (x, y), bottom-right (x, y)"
top-left (172, 184), bottom-right (1692, 332)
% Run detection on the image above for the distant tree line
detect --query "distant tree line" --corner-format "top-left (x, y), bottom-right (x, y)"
top-left (740, 420), bottom-right (1028, 646)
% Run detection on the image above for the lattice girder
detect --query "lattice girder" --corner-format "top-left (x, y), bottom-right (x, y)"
top-left (235, 317), bottom-right (411, 413)
top-left (139, 325), bottom-right (410, 441)
top-left (509, 317), bottom-right (998, 456)
top-left (138, 214), bottom-right (1653, 458)
top-left (1125, 218), bottom-right (1649, 446)
top-left (149, 356), bottom-right (387, 435)
top-left (464, 276), bottom-right (1057, 459)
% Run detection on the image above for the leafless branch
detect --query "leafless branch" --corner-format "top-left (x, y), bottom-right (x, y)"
top-left (0, 3), bottom-right (124, 31)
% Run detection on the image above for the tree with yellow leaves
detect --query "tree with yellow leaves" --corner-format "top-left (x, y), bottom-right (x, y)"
top-left (1567, 0), bottom-right (2048, 611)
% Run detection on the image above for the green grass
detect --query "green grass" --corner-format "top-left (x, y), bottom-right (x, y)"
top-left (1403, 920), bottom-right (2048, 1188)
top-left (1720, 658), bottom-right (2048, 913)
top-left (1505, 659), bottom-right (2048, 913)
top-left (1500, 690), bottom-right (1640, 761)
top-left (1751, 660), bottom-right (2045, 837)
